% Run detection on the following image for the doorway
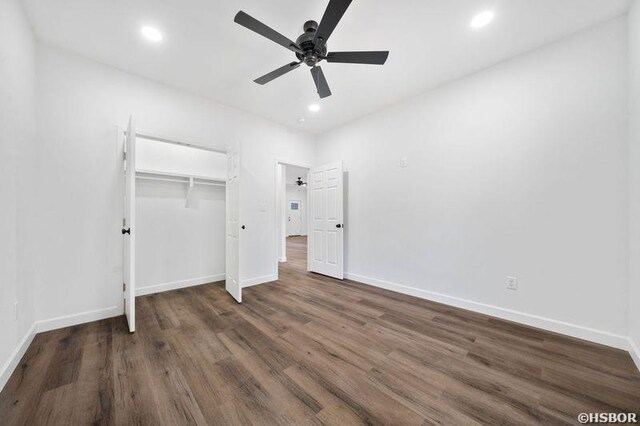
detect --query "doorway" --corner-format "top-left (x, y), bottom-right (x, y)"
top-left (275, 162), bottom-right (310, 273)
top-left (274, 160), bottom-right (345, 280)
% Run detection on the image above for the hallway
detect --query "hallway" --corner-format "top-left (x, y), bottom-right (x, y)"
top-left (281, 236), bottom-right (307, 274)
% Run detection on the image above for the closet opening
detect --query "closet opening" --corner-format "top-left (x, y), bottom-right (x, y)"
top-left (120, 119), bottom-right (242, 333)
top-left (134, 134), bottom-right (227, 298)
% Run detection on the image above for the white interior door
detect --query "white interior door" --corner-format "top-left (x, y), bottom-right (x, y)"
top-left (308, 162), bottom-right (344, 279)
top-left (287, 200), bottom-right (302, 236)
top-left (123, 116), bottom-right (136, 332)
top-left (225, 150), bottom-right (242, 302)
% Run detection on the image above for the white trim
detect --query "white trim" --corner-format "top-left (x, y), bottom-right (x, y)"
top-left (35, 306), bottom-right (122, 333)
top-left (279, 256), bottom-right (287, 263)
top-left (0, 323), bottom-right (37, 392)
top-left (629, 338), bottom-right (640, 373)
top-left (344, 272), bottom-right (630, 350)
top-left (274, 158), bottom-right (314, 170)
top-left (242, 274), bottom-right (277, 288)
top-left (136, 274), bottom-right (225, 296)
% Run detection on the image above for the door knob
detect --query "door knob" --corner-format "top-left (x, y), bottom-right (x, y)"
top-left (122, 228), bottom-right (131, 235)
top-left (241, 225), bottom-right (246, 230)
top-left (336, 224), bottom-right (342, 229)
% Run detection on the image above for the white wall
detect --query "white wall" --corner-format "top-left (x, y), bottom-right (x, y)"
top-left (629, 1), bottom-right (640, 366)
top-left (135, 141), bottom-right (227, 295)
top-left (33, 44), bottom-right (315, 325)
top-left (0, 0), bottom-right (37, 388)
top-left (135, 180), bottom-right (225, 295)
top-left (286, 185), bottom-right (307, 236)
top-left (316, 18), bottom-right (630, 347)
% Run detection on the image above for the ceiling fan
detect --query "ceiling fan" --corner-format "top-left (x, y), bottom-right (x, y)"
top-left (234, 0), bottom-right (389, 99)
top-left (295, 177), bottom-right (307, 187)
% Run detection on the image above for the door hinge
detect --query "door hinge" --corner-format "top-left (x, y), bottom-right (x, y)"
top-left (123, 282), bottom-right (126, 292)
top-left (123, 151), bottom-right (127, 161)
top-left (123, 218), bottom-right (126, 227)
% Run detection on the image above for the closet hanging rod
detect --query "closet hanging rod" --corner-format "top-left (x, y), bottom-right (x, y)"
top-left (136, 170), bottom-right (226, 187)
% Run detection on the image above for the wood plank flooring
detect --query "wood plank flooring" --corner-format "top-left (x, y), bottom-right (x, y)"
top-left (1, 235), bottom-right (639, 425)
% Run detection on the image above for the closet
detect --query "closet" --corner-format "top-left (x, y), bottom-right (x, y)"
top-left (121, 117), bottom-right (242, 332)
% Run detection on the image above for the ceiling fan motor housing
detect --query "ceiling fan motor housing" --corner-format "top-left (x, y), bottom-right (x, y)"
top-left (296, 20), bottom-right (327, 67)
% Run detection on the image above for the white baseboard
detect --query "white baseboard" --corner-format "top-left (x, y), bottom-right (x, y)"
top-left (242, 274), bottom-right (277, 288)
top-left (0, 323), bottom-right (37, 392)
top-left (136, 273), bottom-right (225, 296)
top-left (279, 256), bottom-right (287, 263)
top-left (35, 306), bottom-right (122, 333)
top-left (629, 338), bottom-right (640, 373)
top-left (344, 272), bottom-right (630, 350)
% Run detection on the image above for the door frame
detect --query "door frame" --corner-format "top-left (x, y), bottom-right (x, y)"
top-left (116, 126), bottom-right (233, 313)
top-left (273, 159), bottom-right (312, 281)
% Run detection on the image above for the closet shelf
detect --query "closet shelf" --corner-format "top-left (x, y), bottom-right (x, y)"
top-left (135, 169), bottom-right (226, 186)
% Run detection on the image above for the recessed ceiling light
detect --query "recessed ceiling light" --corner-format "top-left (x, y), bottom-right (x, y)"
top-left (141, 26), bottom-right (163, 42)
top-left (470, 11), bottom-right (495, 29)
top-left (308, 104), bottom-right (320, 112)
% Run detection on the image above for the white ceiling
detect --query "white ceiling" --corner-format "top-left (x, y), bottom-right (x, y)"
top-left (23, 0), bottom-right (630, 134)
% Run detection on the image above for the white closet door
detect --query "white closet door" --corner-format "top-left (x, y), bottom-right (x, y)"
top-left (225, 149), bottom-right (242, 302)
top-left (123, 116), bottom-right (136, 332)
top-left (308, 162), bottom-right (344, 279)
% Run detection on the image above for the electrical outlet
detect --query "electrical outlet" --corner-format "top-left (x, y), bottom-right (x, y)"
top-left (506, 276), bottom-right (518, 291)
top-left (13, 301), bottom-right (18, 321)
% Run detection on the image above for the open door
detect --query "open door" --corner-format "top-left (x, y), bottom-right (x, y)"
top-left (308, 162), bottom-right (344, 279)
top-left (122, 117), bottom-right (136, 332)
top-left (225, 149), bottom-right (242, 302)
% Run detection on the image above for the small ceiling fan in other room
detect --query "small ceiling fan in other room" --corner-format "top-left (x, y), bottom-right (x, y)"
top-left (234, 0), bottom-right (389, 99)
top-left (296, 177), bottom-right (307, 187)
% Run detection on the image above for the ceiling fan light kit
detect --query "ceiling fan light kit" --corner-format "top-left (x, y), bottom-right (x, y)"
top-left (234, 0), bottom-right (389, 99)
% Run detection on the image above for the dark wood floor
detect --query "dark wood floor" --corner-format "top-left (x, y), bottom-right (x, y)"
top-left (1, 236), bottom-right (639, 425)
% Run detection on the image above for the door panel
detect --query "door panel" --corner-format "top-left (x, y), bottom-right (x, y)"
top-left (327, 232), bottom-right (337, 265)
top-left (327, 187), bottom-right (337, 219)
top-left (308, 162), bottom-right (344, 279)
top-left (313, 188), bottom-right (323, 219)
top-left (123, 117), bottom-right (136, 332)
top-left (226, 150), bottom-right (241, 302)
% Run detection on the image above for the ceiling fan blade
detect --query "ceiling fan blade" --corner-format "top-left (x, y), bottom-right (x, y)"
top-left (254, 62), bottom-right (302, 85)
top-left (326, 51), bottom-right (389, 65)
top-left (313, 0), bottom-right (353, 50)
top-left (234, 11), bottom-right (303, 54)
top-left (311, 66), bottom-right (332, 99)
